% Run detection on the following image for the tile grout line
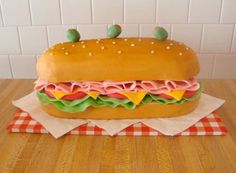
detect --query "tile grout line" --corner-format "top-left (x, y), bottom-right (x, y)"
top-left (199, 24), bottom-right (205, 54)
top-left (90, 0), bottom-right (94, 24)
top-left (7, 55), bottom-right (13, 78)
top-left (58, 0), bottom-right (63, 24)
top-left (123, 0), bottom-right (126, 24)
top-left (45, 26), bottom-right (50, 48)
top-left (28, 0), bottom-right (34, 25)
top-left (16, 27), bottom-right (23, 54)
top-left (27, 0), bottom-right (32, 25)
top-left (219, 0), bottom-right (224, 24)
top-left (187, 0), bottom-right (192, 24)
top-left (170, 24), bottom-right (173, 40)
top-left (122, 0), bottom-right (124, 24)
top-left (230, 24), bottom-right (235, 53)
top-left (0, 0), bottom-right (5, 26)
top-left (155, 0), bottom-right (158, 24)
top-left (138, 24), bottom-right (140, 37)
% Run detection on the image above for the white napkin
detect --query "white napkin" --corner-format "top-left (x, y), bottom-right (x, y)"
top-left (12, 92), bottom-right (225, 138)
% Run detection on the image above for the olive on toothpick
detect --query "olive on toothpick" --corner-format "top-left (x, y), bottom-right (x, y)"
top-left (67, 29), bottom-right (80, 42)
top-left (153, 27), bottom-right (168, 41)
top-left (107, 24), bottom-right (122, 38)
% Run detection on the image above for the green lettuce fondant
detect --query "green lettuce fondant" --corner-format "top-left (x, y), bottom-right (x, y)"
top-left (37, 85), bottom-right (202, 113)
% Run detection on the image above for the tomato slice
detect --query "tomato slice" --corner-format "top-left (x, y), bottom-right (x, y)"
top-left (183, 91), bottom-right (196, 98)
top-left (62, 92), bottom-right (87, 100)
top-left (106, 93), bottom-right (127, 99)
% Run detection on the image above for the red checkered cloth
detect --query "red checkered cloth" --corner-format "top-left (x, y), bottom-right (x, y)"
top-left (7, 109), bottom-right (227, 136)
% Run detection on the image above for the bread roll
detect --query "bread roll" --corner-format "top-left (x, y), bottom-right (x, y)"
top-left (37, 38), bottom-right (199, 82)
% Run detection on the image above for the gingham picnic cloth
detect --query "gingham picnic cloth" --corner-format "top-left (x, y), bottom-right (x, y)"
top-left (7, 109), bottom-right (227, 136)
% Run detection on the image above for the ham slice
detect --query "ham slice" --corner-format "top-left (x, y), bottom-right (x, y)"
top-left (34, 79), bottom-right (200, 95)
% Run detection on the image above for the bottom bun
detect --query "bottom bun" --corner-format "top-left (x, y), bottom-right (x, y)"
top-left (40, 98), bottom-right (200, 119)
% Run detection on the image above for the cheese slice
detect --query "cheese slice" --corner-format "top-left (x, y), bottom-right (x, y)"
top-left (87, 91), bottom-right (100, 100)
top-left (165, 90), bottom-right (185, 101)
top-left (119, 91), bottom-right (147, 105)
top-left (51, 91), bottom-right (67, 100)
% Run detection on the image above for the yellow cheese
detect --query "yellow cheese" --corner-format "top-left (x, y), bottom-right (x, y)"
top-left (51, 91), bottom-right (67, 100)
top-left (165, 90), bottom-right (185, 101)
top-left (119, 91), bottom-right (147, 105)
top-left (87, 91), bottom-right (100, 100)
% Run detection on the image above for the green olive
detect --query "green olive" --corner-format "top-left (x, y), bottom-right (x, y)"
top-left (107, 24), bottom-right (122, 38)
top-left (67, 29), bottom-right (80, 42)
top-left (153, 27), bottom-right (168, 41)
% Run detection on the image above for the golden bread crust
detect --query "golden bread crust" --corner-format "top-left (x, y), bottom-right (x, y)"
top-left (41, 97), bottom-right (200, 119)
top-left (37, 38), bottom-right (199, 82)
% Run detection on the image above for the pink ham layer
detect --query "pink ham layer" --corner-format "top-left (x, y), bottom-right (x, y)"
top-left (34, 79), bottom-right (200, 95)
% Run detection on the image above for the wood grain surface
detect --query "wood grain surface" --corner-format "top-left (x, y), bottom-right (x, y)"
top-left (0, 79), bottom-right (236, 173)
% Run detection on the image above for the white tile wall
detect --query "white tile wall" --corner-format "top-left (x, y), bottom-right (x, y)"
top-left (231, 26), bottom-right (236, 53)
top-left (93, 0), bottom-right (123, 24)
top-left (189, 0), bottom-right (221, 23)
top-left (10, 55), bottom-right (37, 78)
top-left (157, 0), bottom-right (189, 23)
top-left (60, 0), bottom-right (91, 24)
top-left (19, 26), bottom-right (48, 54)
top-left (213, 55), bottom-right (236, 78)
top-left (201, 24), bottom-right (234, 53)
top-left (0, 27), bottom-right (20, 54)
top-left (171, 24), bottom-right (202, 51)
top-left (29, 0), bottom-right (61, 25)
top-left (197, 54), bottom-right (215, 79)
top-left (0, 0), bottom-right (235, 79)
top-left (0, 55), bottom-right (12, 78)
top-left (47, 25), bottom-right (76, 46)
top-left (221, 0), bottom-right (236, 23)
top-left (1, 0), bottom-right (31, 26)
top-left (0, 8), bottom-right (3, 26)
top-left (77, 24), bottom-right (107, 39)
top-left (125, 0), bottom-right (156, 23)
top-left (117, 24), bottom-right (139, 37)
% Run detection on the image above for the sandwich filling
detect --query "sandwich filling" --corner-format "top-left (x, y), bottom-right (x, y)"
top-left (34, 79), bottom-right (202, 113)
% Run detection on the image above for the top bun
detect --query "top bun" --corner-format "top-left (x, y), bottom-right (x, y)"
top-left (37, 38), bottom-right (200, 82)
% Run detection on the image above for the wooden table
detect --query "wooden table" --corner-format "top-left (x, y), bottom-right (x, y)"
top-left (0, 79), bottom-right (236, 173)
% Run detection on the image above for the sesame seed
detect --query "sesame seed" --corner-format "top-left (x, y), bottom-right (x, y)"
top-left (150, 50), bottom-right (155, 54)
top-left (138, 38), bottom-right (142, 42)
top-left (51, 47), bottom-right (54, 50)
top-left (131, 43), bottom-right (135, 47)
top-left (82, 45), bottom-right (86, 48)
top-left (179, 52), bottom-right (183, 56)
top-left (124, 38), bottom-right (128, 41)
top-left (89, 52), bottom-right (92, 56)
top-left (62, 47), bottom-right (65, 50)
top-left (81, 41), bottom-right (84, 44)
top-left (151, 42), bottom-right (155, 45)
top-left (72, 44), bottom-right (75, 47)
top-left (166, 46), bottom-right (170, 50)
top-left (112, 41), bottom-right (116, 44)
top-left (118, 50), bottom-right (122, 54)
top-left (186, 47), bottom-right (189, 50)
top-left (101, 46), bottom-right (105, 50)
top-left (96, 41), bottom-right (100, 44)
top-left (50, 53), bottom-right (53, 56)
top-left (65, 52), bottom-right (69, 55)
top-left (169, 43), bottom-right (173, 46)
